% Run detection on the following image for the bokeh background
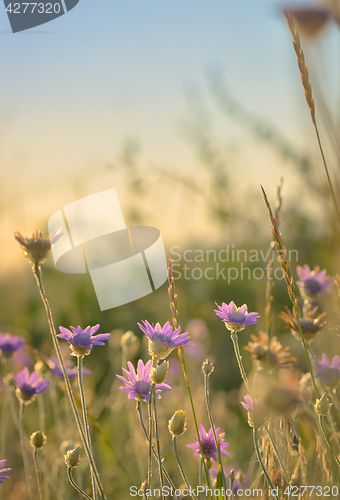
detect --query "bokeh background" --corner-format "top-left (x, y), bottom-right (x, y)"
top-left (1, 0), bottom-right (340, 498)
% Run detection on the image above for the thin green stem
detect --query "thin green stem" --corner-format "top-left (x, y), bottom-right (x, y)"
top-left (253, 429), bottom-right (279, 500)
top-left (148, 383), bottom-right (153, 492)
top-left (67, 467), bottom-right (93, 500)
top-left (314, 124), bottom-right (340, 227)
top-left (32, 264), bottom-right (106, 499)
top-left (230, 332), bottom-right (252, 394)
top-left (172, 436), bottom-right (197, 500)
top-left (122, 346), bottom-right (144, 482)
top-left (33, 449), bottom-right (43, 500)
top-left (204, 374), bottom-right (227, 498)
top-left (19, 402), bottom-right (35, 500)
top-left (231, 331), bottom-right (290, 485)
top-left (78, 356), bottom-right (98, 500)
top-left (178, 347), bottom-right (212, 496)
top-left (319, 416), bottom-right (340, 482)
top-left (136, 402), bottom-right (179, 497)
top-left (199, 459), bottom-right (203, 500)
top-left (37, 392), bottom-right (46, 434)
top-left (264, 424), bottom-right (290, 486)
top-left (293, 305), bottom-right (319, 397)
top-left (2, 359), bottom-right (19, 432)
top-left (331, 390), bottom-right (340, 413)
top-left (152, 385), bottom-right (165, 499)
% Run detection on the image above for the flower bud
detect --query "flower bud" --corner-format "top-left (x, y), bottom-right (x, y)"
top-left (64, 447), bottom-right (81, 468)
top-left (314, 393), bottom-right (332, 416)
top-left (229, 469), bottom-right (235, 483)
top-left (141, 481), bottom-right (150, 492)
top-left (247, 411), bottom-right (266, 430)
top-left (205, 457), bottom-right (213, 470)
top-left (30, 431), bottom-right (47, 449)
top-left (150, 361), bottom-right (169, 384)
top-left (120, 331), bottom-right (137, 348)
top-left (202, 359), bottom-right (214, 376)
top-left (168, 410), bottom-right (187, 437)
top-left (235, 470), bottom-right (244, 486)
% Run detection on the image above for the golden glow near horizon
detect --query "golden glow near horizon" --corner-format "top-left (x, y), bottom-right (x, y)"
top-left (0, 0), bottom-right (333, 272)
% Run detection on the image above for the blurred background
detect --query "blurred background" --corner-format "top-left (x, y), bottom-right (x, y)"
top-left (1, 0), bottom-right (340, 497)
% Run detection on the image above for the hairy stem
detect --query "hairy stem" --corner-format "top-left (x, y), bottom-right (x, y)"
top-left (19, 402), bottom-right (35, 500)
top-left (253, 429), bottom-right (279, 500)
top-left (33, 449), bottom-right (43, 500)
top-left (152, 385), bottom-right (164, 499)
top-left (172, 436), bottom-right (197, 500)
top-left (148, 384), bottom-right (153, 494)
top-left (136, 402), bottom-right (179, 497)
top-left (204, 374), bottom-right (227, 498)
top-left (32, 264), bottom-right (106, 499)
top-left (78, 356), bottom-right (98, 500)
top-left (67, 467), bottom-right (93, 500)
top-left (231, 331), bottom-right (290, 485)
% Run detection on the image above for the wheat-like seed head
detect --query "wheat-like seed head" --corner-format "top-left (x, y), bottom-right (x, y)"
top-left (284, 10), bottom-right (316, 125)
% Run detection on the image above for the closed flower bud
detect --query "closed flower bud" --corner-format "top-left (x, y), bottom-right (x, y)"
top-left (205, 457), bottom-right (213, 470)
top-left (247, 411), bottom-right (266, 430)
top-left (314, 393), bottom-right (332, 416)
top-left (150, 361), bottom-right (169, 384)
top-left (235, 470), bottom-right (244, 485)
top-left (141, 481), bottom-right (150, 492)
top-left (30, 431), bottom-right (47, 449)
top-left (168, 410), bottom-right (187, 437)
top-left (120, 331), bottom-right (137, 348)
top-left (64, 447), bottom-right (81, 468)
top-left (202, 359), bottom-right (214, 376)
top-left (229, 468), bottom-right (235, 482)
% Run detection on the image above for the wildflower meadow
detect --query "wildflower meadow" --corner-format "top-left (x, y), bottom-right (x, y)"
top-left (2, 4), bottom-right (340, 500)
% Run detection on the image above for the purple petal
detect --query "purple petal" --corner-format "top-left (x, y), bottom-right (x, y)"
top-left (137, 359), bottom-right (145, 380)
top-left (91, 333), bottom-right (111, 342)
top-left (90, 324), bottom-right (100, 335)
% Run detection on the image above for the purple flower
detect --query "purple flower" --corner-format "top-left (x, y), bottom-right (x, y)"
top-left (58, 324), bottom-right (111, 357)
top-left (296, 265), bottom-right (333, 299)
top-left (14, 367), bottom-right (49, 404)
top-left (47, 358), bottom-right (91, 379)
top-left (241, 395), bottom-right (261, 414)
top-left (0, 459), bottom-right (12, 484)
top-left (0, 332), bottom-right (24, 358)
top-left (138, 320), bottom-right (193, 359)
top-left (116, 359), bottom-right (171, 402)
top-left (241, 395), bottom-right (266, 429)
top-left (214, 301), bottom-right (260, 332)
top-left (315, 354), bottom-right (340, 389)
top-left (187, 424), bottom-right (229, 461)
